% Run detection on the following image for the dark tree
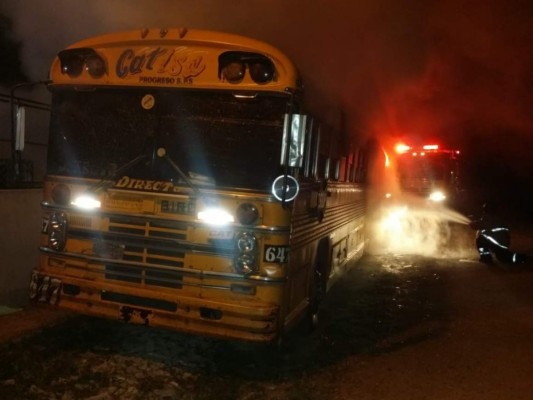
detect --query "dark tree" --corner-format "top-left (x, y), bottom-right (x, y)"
top-left (0, 13), bottom-right (28, 85)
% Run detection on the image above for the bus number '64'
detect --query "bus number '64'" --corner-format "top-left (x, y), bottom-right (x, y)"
top-left (264, 246), bottom-right (289, 263)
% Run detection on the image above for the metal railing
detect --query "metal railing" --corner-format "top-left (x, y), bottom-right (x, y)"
top-left (0, 86), bottom-right (50, 188)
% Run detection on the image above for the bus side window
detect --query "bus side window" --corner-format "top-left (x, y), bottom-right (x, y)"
top-left (338, 157), bottom-right (347, 181)
top-left (355, 150), bottom-right (367, 183)
top-left (318, 154), bottom-right (329, 180)
top-left (303, 118), bottom-right (313, 178)
top-left (352, 149), bottom-right (361, 182)
top-left (311, 124), bottom-right (320, 179)
top-left (350, 161), bottom-right (356, 182)
top-left (332, 158), bottom-right (340, 181)
top-left (301, 119), bottom-right (323, 180)
top-left (346, 153), bottom-right (353, 182)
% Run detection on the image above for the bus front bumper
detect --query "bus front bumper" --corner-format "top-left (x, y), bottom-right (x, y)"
top-left (29, 270), bottom-right (281, 343)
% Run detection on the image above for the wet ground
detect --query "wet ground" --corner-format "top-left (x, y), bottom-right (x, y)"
top-left (1, 225), bottom-right (533, 400)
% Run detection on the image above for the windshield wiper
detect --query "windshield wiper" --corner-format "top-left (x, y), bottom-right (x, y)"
top-left (90, 153), bottom-right (148, 192)
top-left (84, 147), bottom-right (203, 200)
top-left (158, 148), bottom-right (202, 198)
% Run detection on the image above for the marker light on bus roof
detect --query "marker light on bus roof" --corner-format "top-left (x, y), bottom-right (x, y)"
top-left (249, 60), bottom-right (275, 83)
top-left (198, 207), bottom-right (235, 225)
top-left (58, 48), bottom-right (107, 79)
top-left (71, 194), bottom-right (101, 210)
top-left (61, 55), bottom-right (84, 77)
top-left (219, 52), bottom-right (275, 84)
top-left (85, 55), bottom-right (106, 78)
top-left (423, 144), bottom-right (439, 150)
top-left (221, 61), bottom-right (245, 83)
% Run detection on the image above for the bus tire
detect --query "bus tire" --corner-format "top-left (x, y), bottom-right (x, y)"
top-left (271, 332), bottom-right (284, 350)
top-left (303, 268), bottom-right (325, 333)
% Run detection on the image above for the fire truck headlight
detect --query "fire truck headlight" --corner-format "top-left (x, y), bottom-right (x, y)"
top-left (428, 191), bottom-right (446, 202)
top-left (235, 232), bottom-right (258, 274)
top-left (48, 212), bottom-right (67, 251)
top-left (198, 207), bottom-right (235, 225)
top-left (71, 194), bottom-right (101, 210)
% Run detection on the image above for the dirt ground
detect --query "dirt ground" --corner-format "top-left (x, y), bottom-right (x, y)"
top-left (1, 225), bottom-right (533, 400)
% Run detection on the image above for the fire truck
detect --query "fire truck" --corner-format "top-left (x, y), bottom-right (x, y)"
top-left (393, 143), bottom-right (461, 204)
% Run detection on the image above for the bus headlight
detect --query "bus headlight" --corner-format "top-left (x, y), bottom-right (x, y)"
top-left (236, 254), bottom-right (257, 275)
top-left (236, 203), bottom-right (259, 225)
top-left (48, 212), bottom-right (68, 251)
top-left (237, 232), bottom-right (257, 252)
top-left (198, 207), bottom-right (234, 225)
top-left (52, 184), bottom-right (71, 205)
top-left (428, 190), bottom-right (446, 202)
top-left (71, 194), bottom-right (101, 210)
top-left (235, 232), bottom-right (258, 275)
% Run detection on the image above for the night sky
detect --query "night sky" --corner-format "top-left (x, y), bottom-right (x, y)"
top-left (2, 0), bottom-right (532, 217)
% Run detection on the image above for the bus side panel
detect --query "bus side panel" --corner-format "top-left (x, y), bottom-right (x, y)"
top-left (284, 181), bottom-right (366, 328)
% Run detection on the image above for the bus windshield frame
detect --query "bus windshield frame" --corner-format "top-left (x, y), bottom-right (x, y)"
top-left (46, 87), bottom-right (290, 191)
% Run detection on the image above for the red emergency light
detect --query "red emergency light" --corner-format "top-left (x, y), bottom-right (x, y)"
top-left (395, 143), bottom-right (411, 154)
top-left (395, 142), bottom-right (444, 155)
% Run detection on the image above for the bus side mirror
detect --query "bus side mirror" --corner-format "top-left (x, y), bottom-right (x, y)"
top-left (280, 113), bottom-right (307, 168)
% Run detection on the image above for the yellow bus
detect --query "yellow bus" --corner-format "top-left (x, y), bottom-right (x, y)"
top-left (30, 28), bottom-right (367, 343)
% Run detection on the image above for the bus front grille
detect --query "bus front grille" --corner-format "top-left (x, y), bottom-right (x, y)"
top-left (108, 216), bottom-right (187, 240)
top-left (103, 216), bottom-right (187, 287)
top-left (65, 215), bottom-right (232, 289)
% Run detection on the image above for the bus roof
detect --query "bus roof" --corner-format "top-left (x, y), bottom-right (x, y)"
top-left (49, 28), bottom-right (300, 93)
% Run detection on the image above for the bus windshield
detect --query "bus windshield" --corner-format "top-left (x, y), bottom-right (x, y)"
top-left (47, 88), bottom-right (288, 191)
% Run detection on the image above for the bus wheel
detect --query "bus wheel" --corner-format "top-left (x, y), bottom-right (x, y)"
top-left (270, 332), bottom-right (284, 350)
top-left (304, 269), bottom-right (325, 333)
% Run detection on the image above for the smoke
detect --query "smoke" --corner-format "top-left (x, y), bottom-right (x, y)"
top-left (2, 1), bottom-right (531, 137)
top-left (346, 0), bottom-right (533, 220)
top-left (364, 1), bottom-right (533, 138)
top-left (2, 0), bottom-right (532, 212)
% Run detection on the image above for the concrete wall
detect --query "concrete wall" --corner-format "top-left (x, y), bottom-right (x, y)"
top-left (0, 189), bottom-right (42, 307)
